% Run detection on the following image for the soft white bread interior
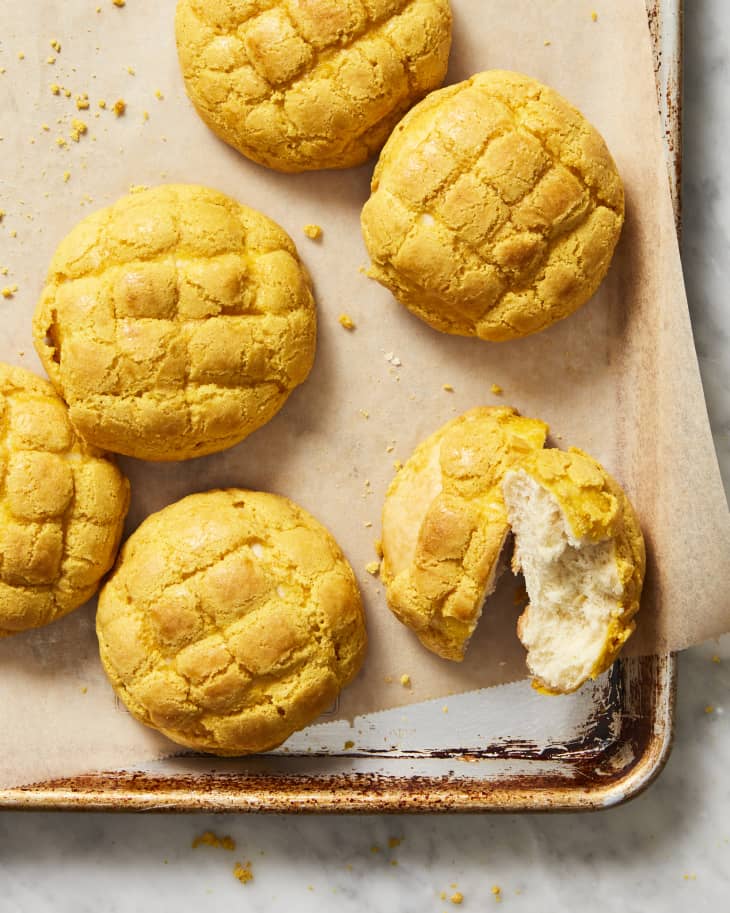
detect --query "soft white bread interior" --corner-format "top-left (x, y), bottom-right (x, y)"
top-left (502, 448), bottom-right (645, 694)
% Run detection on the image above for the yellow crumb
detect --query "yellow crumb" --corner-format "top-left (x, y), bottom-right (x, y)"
top-left (302, 223), bottom-right (323, 240)
top-left (50, 39), bottom-right (61, 52)
top-left (440, 892), bottom-right (447, 901)
top-left (442, 383), bottom-right (454, 392)
top-left (343, 739), bottom-right (355, 749)
top-left (338, 313), bottom-right (355, 330)
top-left (113, 99), bottom-right (126, 117)
top-left (370, 845), bottom-right (381, 853)
top-left (400, 674), bottom-right (411, 688)
top-left (451, 893), bottom-right (464, 905)
top-left (70, 119), bottom-right (88, 142)
top-left (385, 444), bottom-right (395, 453)
top-left (63, 171), bottom-right (71, 182)
top-left (129, 184), bottom-right (149, 194)
top-left (704, 705), bottom-right (715, 714)
top-left (41, 124), bottom-right (50, 132)
top-left (113, 0), bottom-right (126, 6)
top-left (544, 39), bottom-right (552, 46)
top-left (442, 705), bottom-right (448, 713)
top-left (490, 383), bottom-right (503, 395)
top-left (47, 56), bottom-right (57, 65)
top-left (1, 287), bottom-right (14, 299)
top-left (232, 862), bottom-right (253, 885)
top-left (363, 521), bottom-right (372, 528)
top-left (18, 52), bottom-right (25, 61)
top-left (0, 266), bottom-right (7, 274)
top-left (154, 89), bottom-right (164, 99)
top-left (491, 884), bottom-right (502, 901)
top-left (374, 539), bottom-right (383, 559)
top-left (143, 110), bottom-right (150, 121)
top-left (98, 99), bottom-right (107, 109)
top-left (56, 136), bottom-right (69, 148)
top-left (359, 409), bottom-right (370, 419)
top-left (64, 88), bottom-right (71, 97)
top-left (393, 460), bottom-right (403, 471)
top-left (192, 831), bottom-right (236, 851)
top-left (76, 94), bottom-right (90, 110)
top-left (126, 66), bottom-right (136, 75)
top-left (50, 83), bottom-right (61, 95)
top-left (712, 655), bottom-right (721, 663)
top-left (591, 10), bottom-right (598, 21)
top-left (365, 561), bottom-right (380, 576)
top-left (0, 211), bottom-right (4, 222)
top-left (80, 686), bottom-right (88, 694)
top-left (682, 874), bottom-right (697, 881)
top-left (9, 231), bottom-right (17, 238)
top-left (387, 837), bottom-right (402, 849)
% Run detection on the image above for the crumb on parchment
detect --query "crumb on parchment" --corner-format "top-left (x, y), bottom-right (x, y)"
top-left (233, 861), bottom-right (253, 884)
top-left (490, 383), bottom-right (503, 395)
top-left (491, 884), bottom-right (502, 901)
top-left (365, 561), bottom-right (380, 576)
top-left (76, 93), bottom-right (90, 110)
top-left (400, 674), bottom-right (411, 688)
top-left (591, 10), bottom-right (598, 21)
top-left (451, 892), bottom-right (464, 905)
top-left (113, 99), bottom-right (126, 117)
top-left (338, 313), bottom-right (355, 330)
top-left (344, 739), bottom-right (355, 749)
top-left (443, 383), bottom-right (454, 392)
top-left (113, 0), bottom-right (126, 7)
top-left (303, 223), bottom-right (322, 240)
top-left (387, 837), bottom-right (402, 849)
top-left (192, 831), bottom-right (236, 851)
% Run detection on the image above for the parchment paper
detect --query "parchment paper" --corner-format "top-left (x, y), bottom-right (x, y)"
top-left (1, 0), bottom-right (728, 789)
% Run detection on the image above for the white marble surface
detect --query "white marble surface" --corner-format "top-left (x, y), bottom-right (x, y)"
top-left (1, 4), bottom-right (729, 912)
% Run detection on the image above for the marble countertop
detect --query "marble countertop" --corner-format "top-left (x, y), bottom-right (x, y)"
top-left (1, 4), bottom-right (728, 912)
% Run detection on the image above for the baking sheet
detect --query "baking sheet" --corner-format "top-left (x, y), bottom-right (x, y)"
top-left (0, 0), bottom-right (727, 790)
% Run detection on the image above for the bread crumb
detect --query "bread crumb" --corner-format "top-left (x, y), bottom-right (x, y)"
top-left (387, 837), bottom-right (402, 849)
top-left (192, 831), bottom-right (236, 851)
top-left (50, 83), bottom-right (61, 95)
top-left (80, 686), bottom-right (88, 694)
top-left (142, 110), bottom-right (150, 121)
top-left (363, 521), bottom-right (372, 528)
top-left (113, 0), bottom-right (126, 6)
top-left (359, 409), bottom-right (369, 419)
top-left (365, 561), bottom-right (380, 576)
top-left (47, 56), bottom-right (57, 65)
top-left (343, 739), bottom-right (355, 749)
top-left (338, 313), bottom-right (355, 330)
top-left (76, 93), bottom-right (90, 110)
top-left (64, 88), bottom-right (71, 97)
top-left (70, 119), bottom-right (88, 142)
top-left (491, 885), bottom-right (502, 901)
top-left (442, 383), bottom-right (454, 392)
top-left (683, 874), bottom-right (697, 881)
top-left (442, 705), bottom-right (448, 713)
top-left (712, 655), bottom-right (721, 663)
top-left (591, 10), bottom-right (598, 21)
top-left (451, 893), bottom-right (464, 905)
top-left (233, 862), bottom-right (253, 885)
top-left (9, 231), bottom-right (17, 238)
top-left (126, 66), bottom-right (136, 76)
top-left (384, 351), bottom-right (402, 367)
top-left (374, 539), bottom-right (383, 558)
top-left (704, 705), bottom-right (715, 714)
top-left (544, 39), bottom-right (552, 46)
top-left (63, 171), bottom-right (71, 182)
top-left (400, 674), bottom-right (411, 688)
top-left (440, 892), bottom-right (447, 901)
top-left (155, 89), bottom-right (164, 100)
top-left (2, 287), bottom-right (15, 299)
top-left (385, 444), bottom-right (395, 453)
top-left (303, 223), bottom-right (323, 240)
top-left (98, 99), bottom-right (107, 109)
top-left (113, 99), bottom-right (126, 117)
top-left (0, 211), bottom-right (4, 222)
top-left (129, 184), bottom-right (149, 194)
top-left (490, 383), bottom-right (503, 395)
top-left (18, 52), bottom-right (25, 61)
top-left (393, 460), bottom-right (403, 471)
top-left (50, 39), bottom-right (61, 52)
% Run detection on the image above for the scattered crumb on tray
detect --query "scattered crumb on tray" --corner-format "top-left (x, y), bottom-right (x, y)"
top-left (374, 539), bottom-right (383, 558)
top-left (490, 383), bottom-right (503, 395)
top-left (712, 655), bottom-right (721, 663)
top-left (343, 739), bottom-right (355, 749)
top-left (451, 892), bottom-right (464, 905)
top-left (591, 10), bottom-right (598, 21)
top-left (192, 831), bottom-right (236, 851)
top-left (442, 383), bottom-right (454, 392)
top-left (233, 861), bottom-right (253, 884)
top-left (359, 409), bottom-right (369, 419)
top-left (704, 705), bottom-right (715, 714)
top-left (113, 99), bottom-right (126, 117)
top-left (393, 460), bottom-right (403, 471)
top-left (491, 885), bottom-right (502, 901)
top-left (387, 837), bottom-right (402, 849)
top-left (303, 223), bottom-right (322, 240)
top-left (400, 674), bottom-right (411, 688)
top-left (338, 313), bottom-right (355, 330)
top-left (365, 561), bottom-right (380, 576)
top-left (113, 0), bottom-right (126, 7)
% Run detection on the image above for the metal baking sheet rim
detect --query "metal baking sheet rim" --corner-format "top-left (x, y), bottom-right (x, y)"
top-left (0, 0), bottom-right (683, 813)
